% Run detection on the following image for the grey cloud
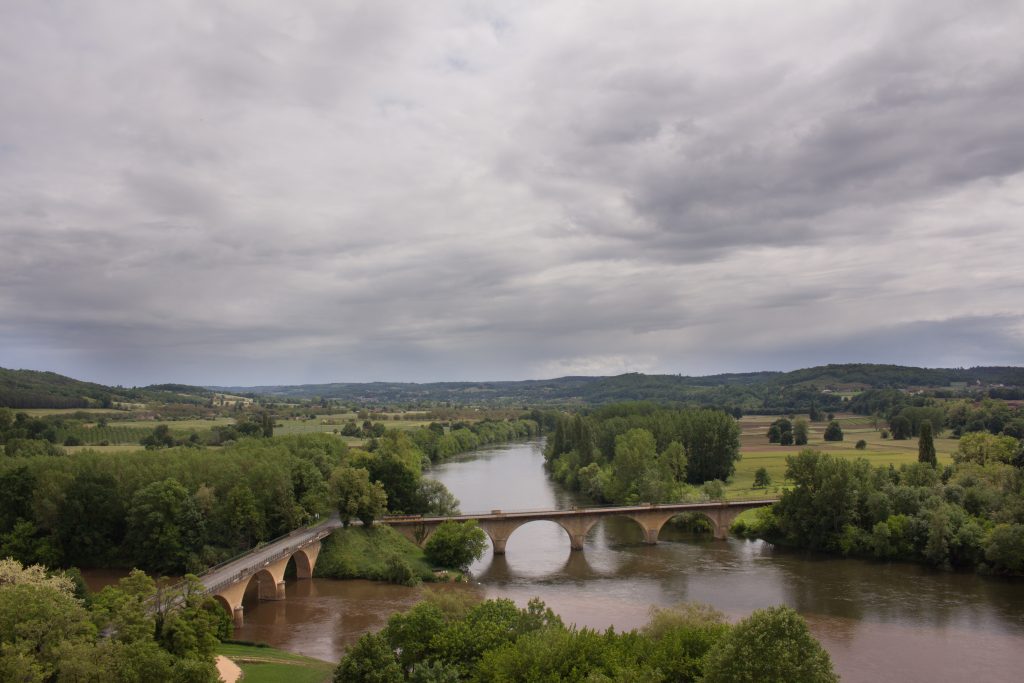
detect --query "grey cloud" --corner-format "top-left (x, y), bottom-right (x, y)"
top-left (0, 1), bottom-right (1021, 385)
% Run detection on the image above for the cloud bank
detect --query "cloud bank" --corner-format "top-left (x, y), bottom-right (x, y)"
top-left (1, 1), bottom-right (1022, 384)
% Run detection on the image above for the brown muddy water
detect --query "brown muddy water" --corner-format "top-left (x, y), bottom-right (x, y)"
top-left (89, 439), bottom-right (1024, 681)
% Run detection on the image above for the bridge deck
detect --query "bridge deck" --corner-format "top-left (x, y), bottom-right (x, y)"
top-left (382, 499), bottom-right (778, 526)
top-left (199, 514), bottom-right (342, 595)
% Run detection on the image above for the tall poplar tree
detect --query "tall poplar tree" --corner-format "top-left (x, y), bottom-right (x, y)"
top-left (918, 420), bottom-right (937, 467)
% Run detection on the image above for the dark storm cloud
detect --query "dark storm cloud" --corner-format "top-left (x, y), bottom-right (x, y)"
top-left (0, 0), bottom-right (1021, 384)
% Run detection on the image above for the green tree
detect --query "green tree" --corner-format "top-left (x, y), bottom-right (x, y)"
top-left (259, 410), bottom-right (275, 438)
top-left (918, 420), bottom-right (937, 466)
top-left (330, 466), bottom-right (387, 527)
top-left (0, 407), bottom-right (13, 432)
top-left (793, 419), bottom-right (810, 446)
top-left (58, 470), bottom-right (126, 566)
top-left (218, 484), bottom-right (264, 550)
top-left (608, 428), bottom-right (658, 501)
top-left (660, 441), bottom-right (688, 482)
top-left (683, 409), bottom-right (742, 484)
top-left (890, 415), bottom-right (912, 440)
top-left (823, 421), bottom-right (844, 442)
top-left (702, 606), bottom-right (838, 683)
top-left (363, 451), bottom-right (421, 514)
top-left (384, 601), bottom-right (449, 671)
top-left (334, 632), bottom-right (403, 683)
top-left (953, 432), bottom-right (1019, 465)
top-left (415, 479), bottom-right (460, 516)
top-left (775, 450), bottom-right (869, 551)
top-left (0, 466), bottom-right (36, 531)
top-left (753, 467), bottom-right (772, 488)
top-left (90, 569), bottom-right (158, 645)
top-left (141, 424), bottom-right (176, 450)
top-left (125, 478), bottom-right (205, 574)
top-left (984, 524), bottom-right (1024, 574)
top-left (423, 521), bottom-right (488, 569)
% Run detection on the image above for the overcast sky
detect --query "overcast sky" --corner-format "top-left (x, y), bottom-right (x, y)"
top-left (2, 1), bottom-right (1023, 386)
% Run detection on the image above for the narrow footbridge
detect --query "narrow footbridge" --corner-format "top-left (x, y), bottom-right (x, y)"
top-left (199, 499), bottom-right (776, 626)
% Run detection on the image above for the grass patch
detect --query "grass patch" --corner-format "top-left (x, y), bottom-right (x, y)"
top-left (217, 643), bottom-right (333, 683)
top-left (314, 525), bottom-right (435, 584)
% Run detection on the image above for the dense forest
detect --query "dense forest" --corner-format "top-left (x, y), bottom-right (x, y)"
top-left (336, 593), bottom-right (838, 682)
top-left (544, 403), bottom-right (740, 504)
top-left (0, 415), bottom-right (537, 575)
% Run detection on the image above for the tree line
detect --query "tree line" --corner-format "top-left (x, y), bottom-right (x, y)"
top-left (735, 441), bottom-right (1024, 574)
top-left (336, 592), bottom-right (838, 682)
top-left (544, 403), bottom-right (741, 504)
top-left (850, 391), bottom-right (1024, 439)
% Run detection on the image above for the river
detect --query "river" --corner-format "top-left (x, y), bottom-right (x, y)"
top-left (231, 439), bottom-right (1024, 681)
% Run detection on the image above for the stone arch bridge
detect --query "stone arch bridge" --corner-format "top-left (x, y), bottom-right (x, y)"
top-left (196, 500), bottom-right (775, 626)
top-left (384, 500), bottom-right (777, 554)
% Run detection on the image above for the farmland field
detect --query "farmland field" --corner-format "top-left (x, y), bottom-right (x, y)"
top-left (727, 413), bottom-right (956, 499)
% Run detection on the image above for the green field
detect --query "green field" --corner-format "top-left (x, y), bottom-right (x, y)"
top-left (217, 643), bottom-right (334, 683)
top-left (727, 413), bottom-right (957, 498)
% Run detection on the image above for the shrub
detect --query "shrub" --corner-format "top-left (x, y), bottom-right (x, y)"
top-left (383, 555), bottom-right (420, 587)
top-left (424, 521), bottom-right (488, 569)
top-left (855, 439), bottom-right (867, 450)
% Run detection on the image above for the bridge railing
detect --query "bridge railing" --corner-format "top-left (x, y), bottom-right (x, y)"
top-left (199, 514), bottom-right (338, 578)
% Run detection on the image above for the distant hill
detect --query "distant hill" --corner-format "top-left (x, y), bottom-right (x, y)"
top-left (212, 364), bottom-right (1024, 409)
top-left (4, 363), bottom-right (1022, 411)
top-left (0, 368), bottom-right (212, 409)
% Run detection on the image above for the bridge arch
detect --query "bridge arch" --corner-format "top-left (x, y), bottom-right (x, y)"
top-left (478, 516), bottom-right (601, 554)
top-left (289, 545), bottom-right (318, 579)
top-left (244, 567), bottom-right (284, 602)
top-left (655, 511), bottom-right (718, 540)
top-left (609, 513), bottom-right (658, 542)
top-left (211, 594), bottom-right (231, 615)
